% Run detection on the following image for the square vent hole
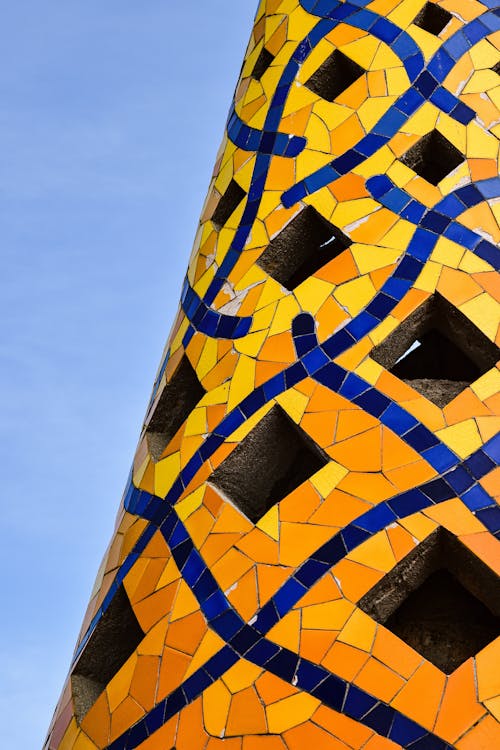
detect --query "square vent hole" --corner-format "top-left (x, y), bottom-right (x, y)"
top-left (146, 355), bottom-right (206, 462)
top-left (413, 2), bottom-right (453, 36)
top-left (400, 130), bottom-right (464, 186)
top-left (359, 528), bottom-right (500, 674)
top-left (371, 293), bottom-right (499, 407)
top-left (209, 404), bottom-right (328, 524)
top-left (71, 585), bottom-right (144, 722)
top-left (257, 205), bottom-right (352, 290)
top-left (251, 47), bottom-right (274, 80)
top-left (211, 179), bottom-right (246, 230)
top-left (305, 49), bottom-right (366, 102)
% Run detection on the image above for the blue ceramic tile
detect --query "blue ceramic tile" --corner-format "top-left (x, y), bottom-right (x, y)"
top-left (311, 673), bottom-right (347, 711)
top-left (344, 685), bottom-right (377, 719)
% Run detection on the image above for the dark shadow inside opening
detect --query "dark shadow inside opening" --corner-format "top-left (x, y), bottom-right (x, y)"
top-left (413, 2), bottom-right (453, 36)
top-left (400, 130), bottom-right (464, 186)
top-left (359, 528), bottom-right (500, 673)
top-left (305, 49), bottom-right (365, 102)
top-left (71, 586), bottom-right (144, 722)
top-left (211, 179), bottom-right (246, 230)
top-left (209, 404), bottom-right (328, 524)
top-left (371, 293), bottom-right (499, 407)
top-left (252, 47), bottom-right (274, 80)
top-left (146, 355), bottom-right (206, 462)
top-left (257, 205), bottom-right (352, 290)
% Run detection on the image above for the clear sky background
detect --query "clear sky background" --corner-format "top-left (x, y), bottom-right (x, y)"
top-left (1, 2), bottom-right (258, 746)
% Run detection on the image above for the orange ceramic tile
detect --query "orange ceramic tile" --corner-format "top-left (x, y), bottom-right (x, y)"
top-left (176, 699), bottom-right (206, 750)
top-left (80, 693), bottom-right (111, 748)
top-left (330, 114), bottom-right (366, 156)
top-left (134, 585), bottom-right (179, 632)
top-left (354, 658), bottom-right (405, 703)
top-left (279, 482), bottom-right (322, 522)
top-left (211, 548), bottom-right (254, 590)
top-left (256, 563), bottom-right (295, 603)
top-left (294, 572), bottom-right (341, 608)
top-left (309, 489), bottom-right (370, 528)
top-left (386, 524), bottom-right (417, 563)
top-left (299, 630), bottom-right (338, 664)
top-left (130, 656), bottom-right (160, 711)
top-left (475, 271), bottom-right (500, 303)
top-left (266, 157), bottom-right (296, 193)
top-left (237, 528), bottom-right (279, 564)
top-left (424, 498), bottom-right (484, 536)
top-left (307, 383), bottom-right (353, 413)
top-left (476, 638), bottom-right (500, 702)
top-left (260, 332), bottom-right (296, 363)
top-left (329, 172), bottom-right (369, 202)
top-left (301, 410), bottom-right (338, 448)
top-left (207, 739), bottom-right (242, 750)
top-left (362, 736), bottom-right (401, 750)
top-left (461, 531), bottom-right (500, 577)
top-left (391, 288), bottom-right (429, 321)
top-left (136, 717), bottom-right (177, 750)
top-left (109, 697), bottom-right (144, 742)
top-left (381, 427), bottom-right (423, 471)
top-left (321, 640), bottom-right (370, 681)
top-left (255, 671), bottom-right (298, 706)
top-left (226, 688), bottom-right (268, 736)
top-left (283, 721), bottom-right (351, 750)
top-left (443, 387), bottom-right (492, 425)
top-left (335, 409), bottom-right (379, 441)
top-left (384, 458), bottom-right (437, 492)
top-left (337, 471), bottom-right (398, 503)
top-left (391, 663), bottom-right (446, 731)
top-left (333, 559), bottom-right (384, 602)
top-left (375, 370), bottom-right (425, 405)
top-left (434, 660), bottom-right (486, 743)
top-left (457, 715), bottom-right (500, 750)
top-left (279, 521), bottom-right (336, 567)
top-left (156, 648), bottom-right (191, 702)
top-left (313, 704), bottom-right (373, 749)
top-left (479, 466), bottom-right (500, 501)
top-left (227, 567), bottom-right (259, 620)
top-left (255, 361), bottom-right (289, 387)
top-left (350, 209), bottom-right (398, 244)
top-left (316, 249), bottom-right (359, 285)
top-left (165, 611), bottom-right (206, 654)
top-left (329, 427), bottom-right (383, 472)
top-left (438, 267), bottom-right (483, 306)
top-left (370, 263), bottom-right (397, 290)
top-left (372, 627), bottom-right (421, 680)
top-left (243, 737), bottom-right (287, 750)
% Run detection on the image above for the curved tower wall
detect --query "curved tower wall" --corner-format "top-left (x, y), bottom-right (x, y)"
top-left (46, 1), bottom-right (500, 749)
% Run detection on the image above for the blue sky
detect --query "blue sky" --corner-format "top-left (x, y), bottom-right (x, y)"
top-left (0, 2), bottom-right (257, 746)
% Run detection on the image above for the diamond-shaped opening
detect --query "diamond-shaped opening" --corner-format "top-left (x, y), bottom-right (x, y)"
top-left (371, 293), bottom-right (499, 407)
top-left (401, 130), bottom-right (464, 186)
top-left (209, 404), bottom-right (328, 524)
top-left (146, 355), bottom-right (206, 462)
top-left (305, 49), bottom-right (365, 102)
top-left (413, 2), bottom-right (453, 36)
top-left (211, 179), bottom-right (246, 230)
top-left (71, 586), bottom-right (144, 722)
top-left (251, 47), bottom-right (274, 81)
top-left (257, 205), bottom-right (352, 290)
top-left (492, 60), bottom-right (500, 76)
top-left (359, 528), bottom-right (500, 674)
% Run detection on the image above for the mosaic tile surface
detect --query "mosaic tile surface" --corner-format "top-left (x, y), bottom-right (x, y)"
top-left (46, 1), bottom-right (500, 748)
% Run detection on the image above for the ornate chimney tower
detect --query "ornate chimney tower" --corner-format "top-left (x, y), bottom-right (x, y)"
top-left (46, 1), bottom-right (500, 749)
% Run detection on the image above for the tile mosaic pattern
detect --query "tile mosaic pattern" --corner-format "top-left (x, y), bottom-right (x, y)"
top-left (46, 1), bottom-right (500, 748)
